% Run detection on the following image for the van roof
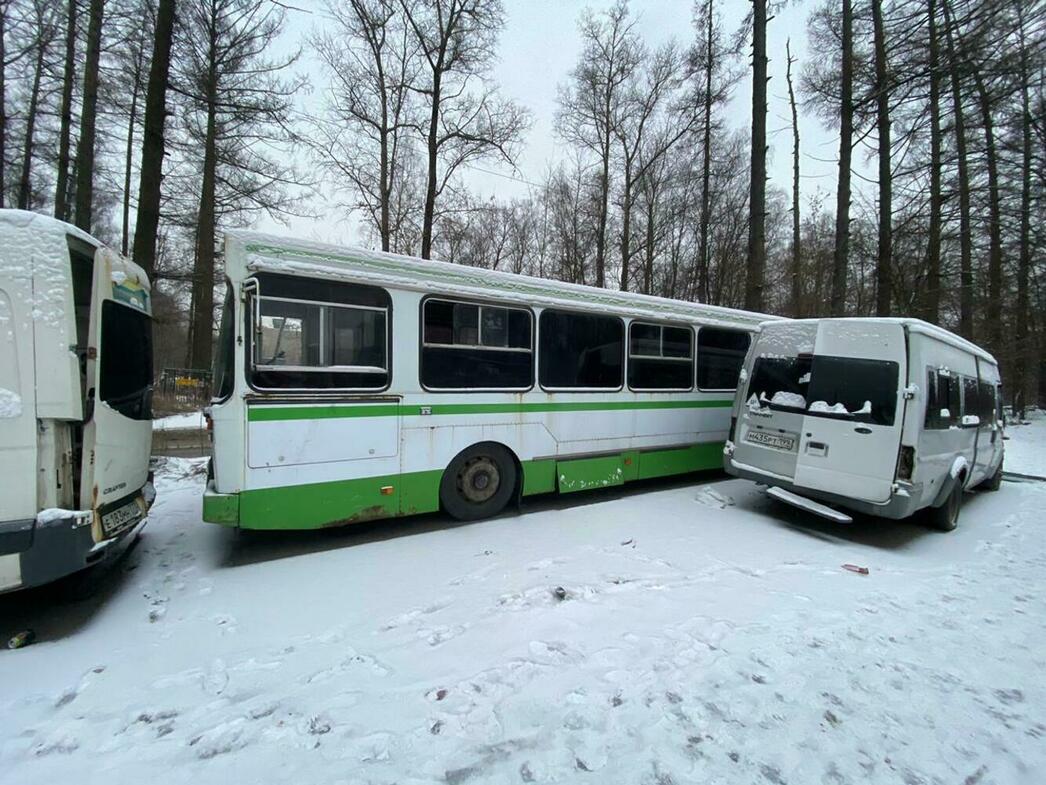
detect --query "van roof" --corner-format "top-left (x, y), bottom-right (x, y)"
top-left (0, 208), bottom-right (101, 249)
top-left (226, 229), bottom-right (783, 329)
top-left (757, 317), bottom-right (997, 366)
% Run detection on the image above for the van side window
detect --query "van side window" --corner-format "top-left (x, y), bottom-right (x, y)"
top-left (962, 377), bottom-right (979, 420)
top-left (925, 369), bottom-right (960, 429)
top-left (976, 380), bottom-right (996, 423)
top-left (249, 272), bottom-right (390, 390)
top-left (539, 310), bottom-right (623, 389)
top-left (697, 328), bottom-right (751, 390)
top-left (421, 298), bottom-right (533, 389)
top-left (628, 322), bottom-right (693, 390)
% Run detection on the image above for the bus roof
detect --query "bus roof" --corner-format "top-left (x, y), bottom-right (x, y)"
top-left (226, 229), bottom-right (780, 330)
top-left (757, 317), bottom-right (998, 366)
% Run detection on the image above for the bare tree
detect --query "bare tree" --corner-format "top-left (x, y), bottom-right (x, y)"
top-left (745, 0), bottom-right (767, 312)
top-left (399, 0), bottom-right (528, 260)
top-left (53, 0), bottom-right (76, 220)
top-left (309, 0), bottom-right (418, 252)
top-left (557, 0), bottom-right (639, 287)
top-left (73, 0), bottom-right (103, 232)
top-left (16, 0), bottom-right (57, 210)
top-left (786, 38), bottom-right (801, 317)
top-left (923, 0), bottom-right (943, 323)
top-left (131, 0), bottom-right (175, 279)
top-left (176, 0), bottom-right (304, 371)
top-left (831, 0), bottom-right (853, 315)
top-left (871, 0), bottom-right (892, 316)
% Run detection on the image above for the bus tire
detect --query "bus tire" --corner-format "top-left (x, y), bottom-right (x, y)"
top-left (440, 443), bottom-right (518, 521)
top-left (927, 478), bottom-right (962, 532)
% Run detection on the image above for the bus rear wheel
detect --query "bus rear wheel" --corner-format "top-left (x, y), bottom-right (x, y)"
top-left (440, 444), bottom-right (517, 521)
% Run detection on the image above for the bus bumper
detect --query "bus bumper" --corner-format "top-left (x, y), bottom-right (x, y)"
top-left (203, 481), bottom-right (239, 527)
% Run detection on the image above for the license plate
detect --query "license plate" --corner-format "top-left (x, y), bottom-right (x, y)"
top-left (746, 430), bottom-right (796, 451)
top-left (101, 500), bottom-right (142, 538)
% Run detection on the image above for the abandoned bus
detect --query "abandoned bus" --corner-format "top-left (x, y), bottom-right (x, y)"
top-left (0, 210), bottom-right (154, 592)
top-left (203, 231), bottom-right (774, 530)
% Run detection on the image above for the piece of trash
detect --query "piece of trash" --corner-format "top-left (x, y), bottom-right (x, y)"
top-left (553, 586), bottom-right (567, 601)
top-left (620, 539), bottom-right (633, 546)
top-left (8, 629), bottom-right (36, 649)
top-left (842, 564), bottom-right (869, 575)
top-left (434, 688), bottom-right (448, 701)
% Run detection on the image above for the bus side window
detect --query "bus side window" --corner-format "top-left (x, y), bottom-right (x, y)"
top-left (538, 310), bottom-right (623, 390)
top-left (627, 322), bottom-right (693, 391)
top-left (420, 298), bottom-right (533, 390)
top-left (696, 328), bottom-right (750, 391)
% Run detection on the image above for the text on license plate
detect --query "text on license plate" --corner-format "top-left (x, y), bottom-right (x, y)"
top-left (101, 500), bottom-right (142, 537)
top-left (746, 430), bottom-right (796, 451)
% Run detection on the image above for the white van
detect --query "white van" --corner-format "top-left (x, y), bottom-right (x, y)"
top-left (0, 210), bottom-right (155, 592)
top-left (724, 318), bottom-right (1004, 530)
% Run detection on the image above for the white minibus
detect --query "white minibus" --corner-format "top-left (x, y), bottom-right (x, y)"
top-left (725, 318), bottom-right (1004, 530)
top-left (203, 231), bottom-right (773, 530)
top-left (0, 210), bottom-right (155, 592)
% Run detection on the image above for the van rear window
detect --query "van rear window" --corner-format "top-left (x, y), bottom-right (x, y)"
top-left (747, 354), bottom-right (898, 426)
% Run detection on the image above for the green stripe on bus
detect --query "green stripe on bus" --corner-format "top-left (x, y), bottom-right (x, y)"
top-left (247, 398), bottom-right (733, 422)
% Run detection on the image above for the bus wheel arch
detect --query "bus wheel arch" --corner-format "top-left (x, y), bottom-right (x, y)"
top-left (439, 442), bottom-right (520, 521)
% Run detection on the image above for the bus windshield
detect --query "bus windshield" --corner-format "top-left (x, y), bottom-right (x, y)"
top-left (747, 354), bottom-right (899, 426)
top-left (99, 300), bottom-right (153, 420)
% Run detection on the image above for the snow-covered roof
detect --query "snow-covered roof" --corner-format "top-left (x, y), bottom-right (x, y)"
top-left (758, 317), bottom-right (997, 365)
top-left (226, 229), bottom-right (781, 330)
top-left (0, 208), bottom-right (101, 250)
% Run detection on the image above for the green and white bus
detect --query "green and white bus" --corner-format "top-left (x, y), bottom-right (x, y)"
top-left (202, 232), bottom-right (773, 530)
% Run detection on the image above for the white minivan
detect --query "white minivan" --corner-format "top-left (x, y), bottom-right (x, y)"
top-left (724, 318), bottom-right (1004, 530)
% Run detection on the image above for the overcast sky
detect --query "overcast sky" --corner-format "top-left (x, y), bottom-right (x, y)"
top-left (260, 0), bottom-right (851, 247)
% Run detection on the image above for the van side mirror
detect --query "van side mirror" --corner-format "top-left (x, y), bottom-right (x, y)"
top-left (961, 414), bottom-right (980, 428)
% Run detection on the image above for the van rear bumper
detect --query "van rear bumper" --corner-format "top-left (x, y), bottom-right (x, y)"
top-left (0, 484), bottom-right (153, 593)
top-left (726, 456), bottom-right (921, 520)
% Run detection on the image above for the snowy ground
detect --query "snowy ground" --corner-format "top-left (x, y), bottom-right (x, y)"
top-left (2, 462), bottom-right (1045, 785)
top-left (1004, 409), bottom-right (1046, 478)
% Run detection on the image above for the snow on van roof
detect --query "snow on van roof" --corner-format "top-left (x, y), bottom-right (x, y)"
top-left (0, 208), bottom-right (101, 249)
top-left (757, 317), bottom-right (997, 366)
top-left (225, 229), bottom-right (780, 329)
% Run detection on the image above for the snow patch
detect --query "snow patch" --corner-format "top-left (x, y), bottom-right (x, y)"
top-left (770, 391), bottom-right (806, 409)
top-left (0, 386), bottom-right (21, 418)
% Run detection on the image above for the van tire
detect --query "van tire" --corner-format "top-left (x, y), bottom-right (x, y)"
top-left (440, 443), bottom-right (517, 522)
top-left (979, 460), bottom-right (1003, 492)
top-left (927, 480), bottom-right (962, 531)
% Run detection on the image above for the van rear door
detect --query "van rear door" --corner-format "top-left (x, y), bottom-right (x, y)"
top-left (80, 249), bottom-right (153, 539)
top-left (792, 321), bottom-right (906, 503)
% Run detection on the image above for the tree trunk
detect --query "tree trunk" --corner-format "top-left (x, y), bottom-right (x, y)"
top-left (122, 58), bottom-right (142, 256)
top-left (54, 0), bottom-right (77, 221)
top-left (420, 69), bottom-right (440, 259)
top-left (786, 38), bottom-right (801, 318)
top-left (0, 4), bottom-right (6, 209)
top-left (17, 38), bottom-right (46, 210)
top-left (830, 0), bottom-right (853, 316)
top-left (644, 196), bottom-right (655, 295)
top-left (132, 0), bottom-right (175, 279)
top-left (744, 0), bottom-right (767, 312)
top-left (924, 0), bottom-right (943, 323)
top-left (974, 71), bottom-right (1002, 362)
top-left (619, 157), bottom-right (632, 292)
top-left (74, 0), bottom-right (104, 233)
top-left (872, 0), bottom-right (892, 317)
top-left (188, 28), bottom-right (218, 372)
top-left (594, 128), bottom-right (610, 288)
top-left (1014, 1), bottom-right (1032, 418)
top-left (697, 0), bottom-right (714, 304)
top-left (942, 0), bottom-right (973, 338)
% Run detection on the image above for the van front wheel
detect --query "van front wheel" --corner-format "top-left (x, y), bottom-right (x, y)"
top-left (440, 444), bottom-right (517, 521)
top-left (927, 480), bottom-right (962, 532)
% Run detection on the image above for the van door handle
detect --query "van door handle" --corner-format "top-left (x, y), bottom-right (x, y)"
top-left (854, 427), bottom-right (872, 434)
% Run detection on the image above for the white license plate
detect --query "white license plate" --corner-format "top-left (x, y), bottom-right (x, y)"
top-left (746, 430), bottom-right (796, 451)
top-left (101, 500), bottom-right (142, 537)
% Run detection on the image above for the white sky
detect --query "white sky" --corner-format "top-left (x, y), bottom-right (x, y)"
top-left (258, 0), bottom-right (848, 247)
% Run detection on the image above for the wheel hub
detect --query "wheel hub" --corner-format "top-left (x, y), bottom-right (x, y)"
top-left (458, 457), bottom-right (500, 504)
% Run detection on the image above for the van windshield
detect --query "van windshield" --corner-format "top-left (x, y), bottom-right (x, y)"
top-left (99, 300), bottom-right (153, 420)
top-left (747, 354), bottom-right (899, 426)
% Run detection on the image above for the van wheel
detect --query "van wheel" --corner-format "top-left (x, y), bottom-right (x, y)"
top-left (980, 461), bottom-right (1003, 492)
top-left (440, 443), bottom-right (517, 522)
top-left (927, 480), bottom-right (962, 531)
